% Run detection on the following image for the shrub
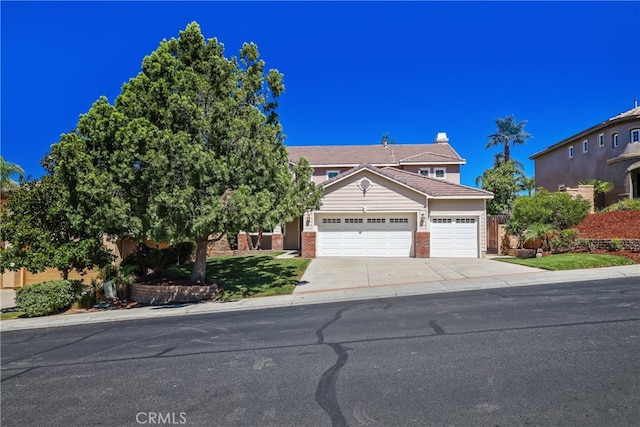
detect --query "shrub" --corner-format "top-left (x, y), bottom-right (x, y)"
top-left (602, 199), bottom-right (640, 212)
top-left (550, 229), bottom-right (580, 253)
top-left (609, 238), bottom-right (623, 252)
top-left (504, 220), bottom-right (527, 249)
top-left (15, 280), bottom-right (83, 317)
top-left (121, 242), bottom-right (195, 275)
top-left (510, 190), bottom-right (590, 232)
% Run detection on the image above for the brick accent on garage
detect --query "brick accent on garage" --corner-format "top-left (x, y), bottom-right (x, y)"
top-left (237, 233), bottom-right (249, 251)
top-left (271, 233), bottom-right (284, 251)
top-left (302, 231), bottom-right (316, 258)
top-left (415, 232), bottom-right (430, 258)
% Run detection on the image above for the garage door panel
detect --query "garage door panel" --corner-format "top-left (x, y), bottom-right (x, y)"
top-left (430, 217), bottom-right (478, 258)
top-left (317, 215), bottom-right (413, 257)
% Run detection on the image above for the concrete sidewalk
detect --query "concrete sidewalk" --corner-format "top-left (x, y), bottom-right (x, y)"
top-left (2, 263), bottom-right (638, 332)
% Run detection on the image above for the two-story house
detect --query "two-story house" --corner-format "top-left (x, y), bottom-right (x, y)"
top-left (250, 133), bottom-right (494, 258)
top-left (530, 104), bottom-right (640, 206)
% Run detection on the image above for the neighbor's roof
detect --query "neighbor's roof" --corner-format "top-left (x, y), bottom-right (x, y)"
top-left (322, 164), bottom-right (493, 199)
top-left (288, 143), bottom-right (466, 166)
top-left (530, 106), bottom-right (640, 159)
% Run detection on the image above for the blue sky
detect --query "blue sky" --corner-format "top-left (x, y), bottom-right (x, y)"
top-left (2, 1), bottom-right (639, 188)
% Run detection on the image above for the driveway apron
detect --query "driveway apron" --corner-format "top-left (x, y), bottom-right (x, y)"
top-left (294, 257), bottom-right (544, 293)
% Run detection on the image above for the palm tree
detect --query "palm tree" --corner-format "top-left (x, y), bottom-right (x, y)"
top-left (0, 155), bottom-right (24, 191)
top-left (486, 115), bottom-right (532, 162)
top-left (517, 175), bottom-right (536, 196)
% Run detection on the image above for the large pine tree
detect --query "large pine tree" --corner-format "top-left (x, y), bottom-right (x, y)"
top-left (50, 22), bottom-right (321, 283)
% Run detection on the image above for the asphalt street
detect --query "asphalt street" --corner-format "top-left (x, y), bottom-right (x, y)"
top-left (2, 276), bottom-right (639, 426)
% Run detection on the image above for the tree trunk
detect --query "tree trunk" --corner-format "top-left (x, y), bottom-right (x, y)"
top-left (61, 269), bottom-right (69, 280)
top-left (504, 143), bottom-right (510, 162)
top-left (245, 231), bottom-right (256, 250)
top-left (255, 228), bottom-right (263, 250)
top-left (190, 238), bottom-right (208, 284)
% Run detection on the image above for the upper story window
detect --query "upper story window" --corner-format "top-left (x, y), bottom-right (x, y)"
top-left (569, 145), bottom-right (574, 158)
top-left (632, 129), bottom-right (640, 143)
top-left (612, 133), bottom-right (619, 148)
top-left (582, 140), bottom-right (589, 153)
top-left (418, 168), bottom-right (430, 177)
top-left (598, 133), bottom-right (604, 147)
top-left (326, 170), bottom-right (340, 180)
top-left (434, 168), bottom-right (446, 179)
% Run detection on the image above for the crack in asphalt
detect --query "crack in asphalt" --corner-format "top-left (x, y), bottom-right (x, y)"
top-left (2, 317), bottom-right (638, 376)
top-left (429, 319), bottom-right (446, 335)
top-left (315, 308), bottom-right (349, 426)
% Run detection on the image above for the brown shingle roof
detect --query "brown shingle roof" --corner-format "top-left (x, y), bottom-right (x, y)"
top-left (323, 164), bottom-right (493, 199)
top-left (288, 143), bottom-right (465, 166)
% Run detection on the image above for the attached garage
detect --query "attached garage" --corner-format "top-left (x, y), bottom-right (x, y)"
top-left (303, 165), bottom-right (493, 259)
top-left (316, 214), bottom-right (414, 257)
top-left (430, 217), bottom-right (479, 257)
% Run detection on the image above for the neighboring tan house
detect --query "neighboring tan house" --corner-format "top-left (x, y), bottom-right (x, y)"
top-left (239, 133), bottom-right (494, 258)
top-left (530, 104), bottom-right (640, 206)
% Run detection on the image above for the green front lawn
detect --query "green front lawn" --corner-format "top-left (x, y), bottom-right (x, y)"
top-left (494, 253), bottom-right (635, 271)
top-left (168, 254), bottom-right (311, 299)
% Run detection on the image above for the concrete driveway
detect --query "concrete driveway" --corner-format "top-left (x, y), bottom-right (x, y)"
top-left (294, 257), bottom-right (544, 293)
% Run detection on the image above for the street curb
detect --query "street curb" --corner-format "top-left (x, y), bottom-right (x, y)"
top-left (1, 265), bottom-right (638, 332)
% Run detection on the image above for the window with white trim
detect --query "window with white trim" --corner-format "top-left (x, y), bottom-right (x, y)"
top-left (366, 218), bottom-right (386, 224)
top-left (598, 133), bottom-right (604, 147)
top-left (632, 129), bottom-right (640, 143)
top-left (344, 218), bottom-right (363, 224)
top-left (612, 133), bottom-right (619, 148)
top-left (582, 140), bottom-right (588, 153)
top-left (326, 170), bottom-right (340, 179)
top-left (432, 218), bottom-right (452, 224)
top-left (418, 168), bottom-right (430, 177)
top-left (322, 218), bottom-right (341, 224)
top-left (389, 218), bottom-right (409, 223)
top-left (434, 168), bottom-right (446, 179)
top-left (455, 218), bottom-right (476, 224)
top-left (569, 145), bottom-right (574, 158)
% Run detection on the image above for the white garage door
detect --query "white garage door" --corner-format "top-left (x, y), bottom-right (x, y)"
top-left (317, 215), bottom-right (414, 257)
top-left (430, 217), bottom-right (478, 258)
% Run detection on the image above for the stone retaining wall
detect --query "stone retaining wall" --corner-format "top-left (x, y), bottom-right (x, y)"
top-left (580, 239), bottom-right (640, 252)
top-left (131, 283), bottom-right (218, 305)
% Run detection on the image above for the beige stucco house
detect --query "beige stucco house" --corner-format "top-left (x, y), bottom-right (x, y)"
top-left (238, 133), bottom-right (494, 258)
top-left (530, 104), bottom-right (640, 206)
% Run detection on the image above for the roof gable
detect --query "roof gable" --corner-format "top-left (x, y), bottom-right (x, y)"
top-left (322, 164), bottom-right (493, 199)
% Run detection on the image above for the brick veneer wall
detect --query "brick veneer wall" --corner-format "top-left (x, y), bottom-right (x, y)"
top-left (131, 283), bottom-right (218, 305)
top-left (415, 232), bottom-right (430, 258)
top-left (272, 233), bottom-right (284, 251)
top-left (237, 233), bottom-right (249, 251)
top-left (302, 231), bottom-right (316, 258)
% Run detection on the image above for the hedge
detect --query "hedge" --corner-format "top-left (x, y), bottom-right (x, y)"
top-left (15, 280), bottom-right (84, 317)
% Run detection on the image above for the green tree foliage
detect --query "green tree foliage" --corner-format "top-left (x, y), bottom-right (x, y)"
top-left (49, 22), bottom-right (321, 283)
top-left (479, 161), bottom-right (520, 215)
top-left (486, 115), bottom-right (532, 162)
top-left (0, 175), bottom-right (114, 279)
top-left (0, 155), bottom-right (24, 191)
top-left (517, 175), bottom-right (536, 196)
top-left (508, 189), bottom-right (591, 232)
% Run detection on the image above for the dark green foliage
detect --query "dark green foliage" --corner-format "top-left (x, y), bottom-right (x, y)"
top-left (602, 199), bottom-right (640, 212)
top-left (509, 190), bottom-right (590, 231)
top-left (480, 161), bottom-right (520, 215)
top-left (15, 280), bottom-right (83, 317)
top-left (609, 238), bottom-right (623, 252)
top-left (0, 175), bottom-right (114, 279)
top-left (486, 115), bottom-right (532, 162)
top-left (550, 229), bottom-right (580, 253)
top-left (121, 242), bottom-right (195, 275)
top-left (48, 22), bottom-right (322, 283)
